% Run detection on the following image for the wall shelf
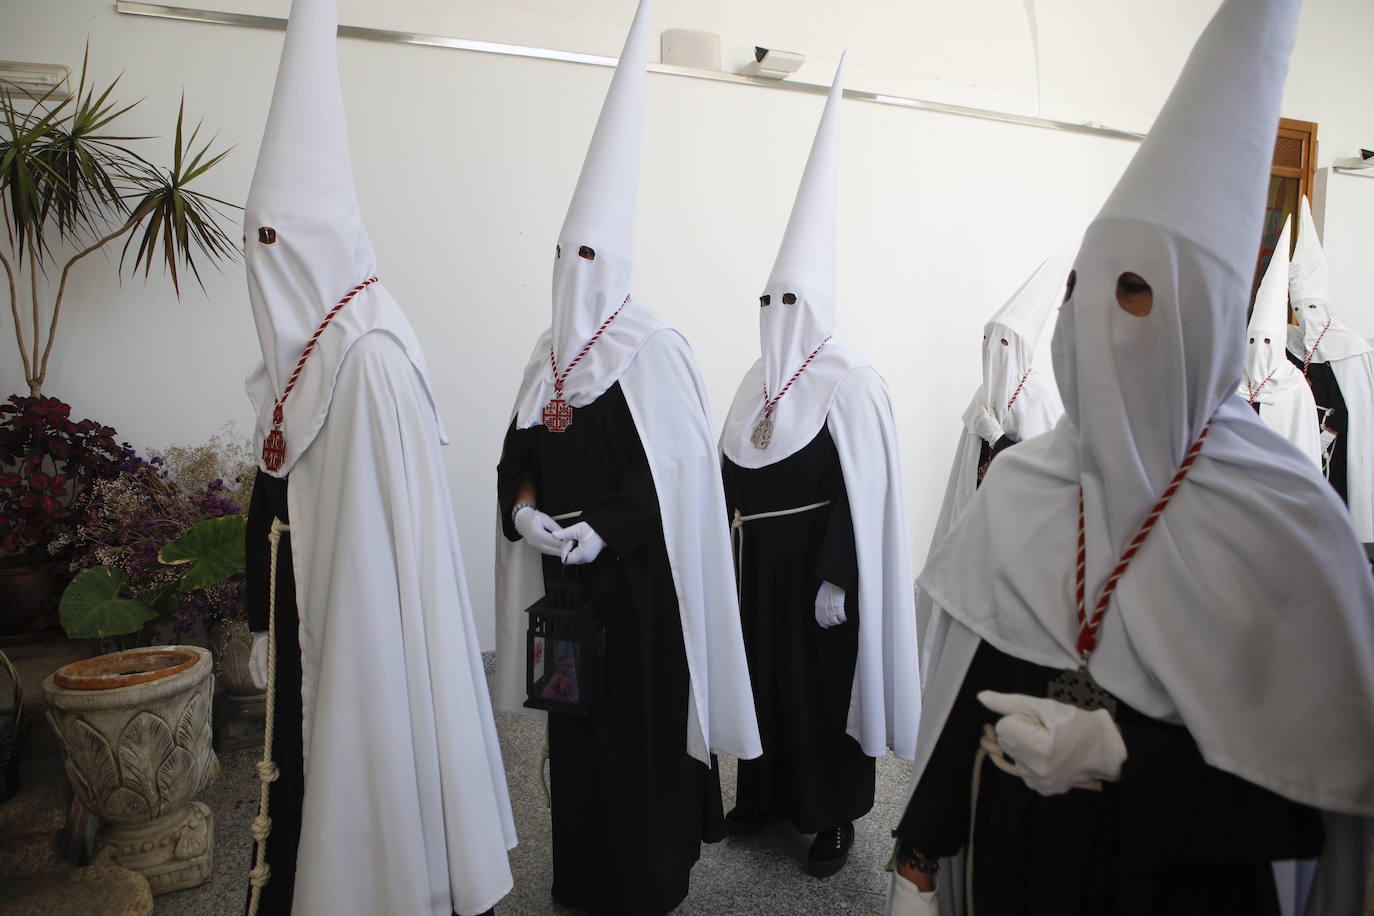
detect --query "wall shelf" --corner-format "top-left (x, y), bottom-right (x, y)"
top-left (114, 0), bottom-right (1146, 144)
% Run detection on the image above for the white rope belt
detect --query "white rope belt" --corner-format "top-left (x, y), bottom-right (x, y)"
top-left (965, 723), bottom-right (1100, 916)
top-left (247, 518), bottom-right (289, 916)
top-left (550, 510), bottom-right (583, 522)
top-left (729, 501), bottom-right (832, 605)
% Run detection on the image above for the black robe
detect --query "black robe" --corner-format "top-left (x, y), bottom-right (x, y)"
top-left (243, 470), bottom-right (303, 916)
top-left (497, 382), bottom-right (724, 916)
top-left (895, 641), bottom-right (1323, 916)
top-left (722, 425), bottom-right (874, 833)
top-left (1287, 349), bottom-right (1348, 500)
top-left (976, 434), bottom-right (1017, 489)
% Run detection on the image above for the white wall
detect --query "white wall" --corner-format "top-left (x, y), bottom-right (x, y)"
top-left (5, 0), bottom-right (1373, 648)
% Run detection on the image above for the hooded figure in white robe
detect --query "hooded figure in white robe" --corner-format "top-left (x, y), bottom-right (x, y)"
top-left (1285, 194), bottom-right (1374, 540)
top-left (239, 2), bottom-right (515, 913)
top-left (1237, 218), bottom-right (1321, 469)
top-left (914, 242), bottom-right (1071, 647)
top-left (718, 56), bottom-right (920, 879)
top-left (887, 1), bottom-right (1374, 914)
top-left (493, 1), bottom-right (761, 911)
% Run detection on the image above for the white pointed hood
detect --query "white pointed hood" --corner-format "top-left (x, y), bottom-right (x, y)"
top-left (760, 55), bottom-right (844, 403)
top-left (549, 0), bottom-right (650, 374)
top-left (244, 0), bottom-right (439, 476)
top-left (915, 0), bottom-right (1374, 818)
top-left (1288, 195), bottom-right (1371, 363)
top-left (723, 57), bottom-right (868, 468)
top-left (1241, 217), bottom-right (1298, 401)
top-left (976, 232), bottom-right (1078, 426)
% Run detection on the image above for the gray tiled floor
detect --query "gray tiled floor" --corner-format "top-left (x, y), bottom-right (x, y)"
top-left (158, 667), bottom-right (912, 915)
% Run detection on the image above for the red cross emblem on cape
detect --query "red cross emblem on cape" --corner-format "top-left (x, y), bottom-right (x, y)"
top-left (543, 397), bottom-right (572, 433)
top-left (262, 429), bottom-right (287, 472)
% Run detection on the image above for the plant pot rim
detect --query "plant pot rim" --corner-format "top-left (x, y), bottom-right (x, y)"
top-left (51, 645), bottom-right (207, 691)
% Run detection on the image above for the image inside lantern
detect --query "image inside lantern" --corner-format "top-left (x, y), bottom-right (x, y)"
top-left (524, 573), bottom-right (606, 716)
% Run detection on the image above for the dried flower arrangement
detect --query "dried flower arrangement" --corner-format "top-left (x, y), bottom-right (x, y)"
top-left (53, 426), bottom-right (254, 643)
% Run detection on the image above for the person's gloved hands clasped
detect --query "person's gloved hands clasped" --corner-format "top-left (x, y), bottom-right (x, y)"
top-left (814, 580), bottom-right (847, 628)
top-left (514, 506), bottom-right (567, 557)
top-left (556, 522), bottom-right (605, 565)
top-left (977, 690), bottom-right (1127, 796)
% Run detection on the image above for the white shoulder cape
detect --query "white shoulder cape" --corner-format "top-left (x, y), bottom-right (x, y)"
top-left (1288, 327), bottom-right (1374, 540)
top-left (915, 370), bottom-right (1061, 653)
top-left (825, 366), bottom-right (922, 759)
top-left (495, 310), bottom-right (762, 765)
top-left (246, 281), bottom-right (446, 477)
top-left (1240, 381), bottom-right (1322, 471)
top-left (284, 332), bottom-right (515, 916)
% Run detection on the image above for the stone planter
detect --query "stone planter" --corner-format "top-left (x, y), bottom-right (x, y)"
top-left (43, 646), bottom-right (219, 895)
top-left (209, 618), bottom-right (263, 698)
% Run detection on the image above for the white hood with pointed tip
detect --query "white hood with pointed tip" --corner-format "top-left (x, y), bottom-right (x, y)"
top-left (243, 0), bottom-right (439, 476)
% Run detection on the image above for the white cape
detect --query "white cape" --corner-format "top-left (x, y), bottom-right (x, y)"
top-left (1289, 326), bottom-right (1374, 541)
top-left (721, 348), bottom-right (921, 760)
top-left (914, 370), bottom-right (1061, 651)
top-left (284, 332), bottom-right (515, 915)
top-left (1243, 381), bottom-right (1322, 470)
top-left (495, 307), bottom-right (763, 765)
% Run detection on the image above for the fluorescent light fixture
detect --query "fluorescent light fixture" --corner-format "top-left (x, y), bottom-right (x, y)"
top-left (0, 61), bottom-right (72, 100)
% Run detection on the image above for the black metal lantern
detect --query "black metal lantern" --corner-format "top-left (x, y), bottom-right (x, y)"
top-left (524, 570), bottom-right (606, 716)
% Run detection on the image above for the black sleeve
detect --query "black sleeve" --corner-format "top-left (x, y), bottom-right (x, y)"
top-left (580, 460), bottom-right (662, 559)
top-left (893, 643), bottom-right (1032, 856)
top-left (816, 468), bottom-right (859, 593)
top-left (1116, 713), bottom-right (1325, 865)
top-left (496, 419), bottom-right (536, 542)
top-left (244, 470), bottom-right (291, 633)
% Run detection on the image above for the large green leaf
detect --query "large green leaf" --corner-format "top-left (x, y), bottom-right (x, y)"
top-left (159, 515), bottom-right (246, 592)
top-left (60, 566), bottom-right (157, 639)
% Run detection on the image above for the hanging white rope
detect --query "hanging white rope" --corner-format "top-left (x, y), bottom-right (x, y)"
top-left (247, 517), bottom-right (290, 916)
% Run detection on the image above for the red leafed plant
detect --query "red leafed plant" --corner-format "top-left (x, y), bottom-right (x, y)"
top-left (0, 394), bottom-right (128, 567)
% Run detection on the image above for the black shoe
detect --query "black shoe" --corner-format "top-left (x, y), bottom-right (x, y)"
top-left (806, 822), bottom-right (854, 878)
top-left (724, 805), bottom-right (778, 836)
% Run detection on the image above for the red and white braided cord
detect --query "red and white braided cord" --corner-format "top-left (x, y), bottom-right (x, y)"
top-left (549, 294), bottom-right (631, 396)
top-left (1005, 369), bottom-right (1032, 412)
top-left (272, 276), bottom-right (378, 425)
top-left (1303, 319), bottom-right (1332, 378)
top-left (1246, 368), bottom-right (1278, 405)
top-left (1075, 420), bottom-right (1212, 659)
top-left (762, 336), bottom-right (833, 420)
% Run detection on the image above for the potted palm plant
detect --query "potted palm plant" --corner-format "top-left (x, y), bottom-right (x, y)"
top-left (0, 48), bottom-right (237, 630)
top-left (1, 47), bottom-right (238, 398)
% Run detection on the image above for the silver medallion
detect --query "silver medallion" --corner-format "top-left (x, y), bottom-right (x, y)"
top-left (750, 416), bottom-right (774, 449)
top-left (1048, 666), bottom-right (1118, 718)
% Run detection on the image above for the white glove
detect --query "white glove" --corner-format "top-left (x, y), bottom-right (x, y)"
top-left (555, 521), bottom-right (605, 565)
top-left (978, 690), bottom-right (1127, 796)
top-left (884, 870), bottom-right (939, 916)
top-left (815, 580), bottom-right (847, 628)
top-left (972, 406), bottom-right (1004, 445)
top-left (514, 506), bottom-right (567, 557)
top-left (248, 632), bottom-right (269, 690)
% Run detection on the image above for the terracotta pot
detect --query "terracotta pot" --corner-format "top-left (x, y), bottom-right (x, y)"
top-left (0, 564), bottom-right (57, 636)
top-left (44, 646), bottom-right (219, 894)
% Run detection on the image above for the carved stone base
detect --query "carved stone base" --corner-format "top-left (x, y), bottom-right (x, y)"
top-left (93, 800), bottom-right (213, 895)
